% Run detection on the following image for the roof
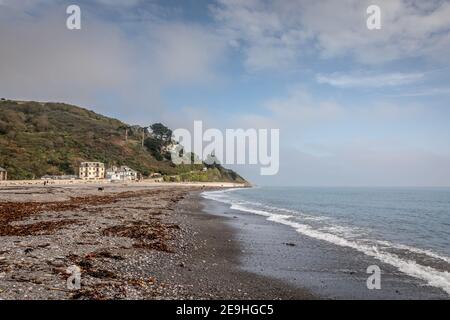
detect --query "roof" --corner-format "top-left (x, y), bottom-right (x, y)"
top-left (80, 162), bottom-right (104, 167)
top-left (106, 166), bottom-right (137, 173)
top-left (0, 167), bottom-right (6, 172)
top-left (120, 166), bottom-right (136, 172)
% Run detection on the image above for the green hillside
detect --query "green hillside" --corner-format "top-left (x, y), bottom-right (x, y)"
top-left (0, 100), bottom-right (247, 183)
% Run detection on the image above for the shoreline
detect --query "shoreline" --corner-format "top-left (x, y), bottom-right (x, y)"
top-left (0, 184), bottom-right (312, 299)
top-left (1, 183), bottom-right (446, 300)
top-left (173, 191), bottom-right (316, 299)
top-left (202, 191), bottom-right (448, 300)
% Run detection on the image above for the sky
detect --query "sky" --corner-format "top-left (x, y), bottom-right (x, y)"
top-left (1, 0), bottom-right (450, 186)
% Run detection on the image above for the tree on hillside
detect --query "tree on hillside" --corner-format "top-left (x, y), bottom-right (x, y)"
top-left (144, 137), bottom-right (164, 161)
top-left (0, 120), bottom-right (8, 134)
top-left (33, 115), bottom-right (50, 132)
top-left (205, 153), bottom-right (221, 167)
top-left (141, 126), bottom-right (149, 148)
top-left (1, 110), bottom-right (26, 131)
top-left (143, 123), bottom-right (172, 161)
top-left (118, 125), bottom-right (131, 141)
top-left (150, 123), bottom-right (172, 144)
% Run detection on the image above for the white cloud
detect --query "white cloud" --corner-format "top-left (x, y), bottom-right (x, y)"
top-left (0, 2), bottom-right (228, 124)
top-left (316, 72), bottom-right (425, 88)
top-left (389, 87), bottom-right (450, 97)
top-left (266, 143), bottom-right (450, 187)
top-left (226, 136), bottom-right (450, 187)
top-left (0, 7), bottom-right (134, 104)
top-left (211, 0), bottom-right (310, 71)
top-left (146, 22), bottom-right (228, 85)
top-left (211, 0), bottom-right (450, 71)
top-left (263, 87), bottom-right (343, 126)
top-left (1, 0), bottom-right (448, 187)
top-left (95, 0), bottom-right (141, 6)
top-left (0, 0), bottom-right (142, 8)
top-left (216, 84), bottom-right (442, 185)
top-left (232, 85), bottom-right (426, 137)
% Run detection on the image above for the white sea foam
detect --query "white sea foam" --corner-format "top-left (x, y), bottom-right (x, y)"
top-left (202, 189), bottom-right (450, 296)
top-left (375, 240), bottom-right (450, 264)
top-left (260, 204), bottom-right (330, 222)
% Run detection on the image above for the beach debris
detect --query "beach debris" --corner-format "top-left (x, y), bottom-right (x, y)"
top-left (1, 220), bottom-right (78, 237)
top-left (71, 288), bottom-right (105, 300)
top-left (0, 186), bottom-right (205, 300)
top-left (87, 268), bottom-right (117, 279)
top-left (66, 253), bottom-right (118, 280)
top-left (52, 266), bottom-right (70, 275)
top-left (103, 222), bottom-right (161, 241)
top-left (88, 250), bottom-right (125, 261)
top-left (0, 190), bottom-right (167, 237)
top-left (102, 220), bottom-right (180, 253)
top-left (127, 277), bottom-right (156, 288)
top-left (284, 242), bottom-right (296, 247)
top-left (133, 240), bottom-right (173, 253)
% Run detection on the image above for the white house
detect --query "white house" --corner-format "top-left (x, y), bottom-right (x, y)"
top-left (79, 162), bottom-right (105, 180)
top-left (106, 166), bottom-right (138, 182)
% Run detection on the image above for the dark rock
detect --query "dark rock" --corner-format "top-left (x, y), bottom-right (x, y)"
top-left (284, 242), bottom-right (296, 247)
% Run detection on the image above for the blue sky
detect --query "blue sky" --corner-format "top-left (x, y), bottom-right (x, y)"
top-left (1, 0), bottom-right (450, 186)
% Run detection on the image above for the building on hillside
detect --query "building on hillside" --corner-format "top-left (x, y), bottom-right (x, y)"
top-left (0, 167), bottom-right (7, 181)
top-left (79, 162), bottom-right (105, 180)
top-left (106, 166), bottom-right (138, 182)
top-left (149, 172), bottom-right (162, 178)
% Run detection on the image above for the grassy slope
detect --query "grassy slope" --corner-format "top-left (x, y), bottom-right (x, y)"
top-left (0, 100), bottom-right (246, 183)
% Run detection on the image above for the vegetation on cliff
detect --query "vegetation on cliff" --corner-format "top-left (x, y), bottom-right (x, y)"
top-left (0, 100), bottom-right (246, 183)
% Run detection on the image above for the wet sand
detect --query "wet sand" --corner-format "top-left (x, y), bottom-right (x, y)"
top-left (172, 192), bottom-right (316, 299)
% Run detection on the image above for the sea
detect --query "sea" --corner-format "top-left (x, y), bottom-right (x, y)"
top-left (202, 186), bottom-right (450, 296)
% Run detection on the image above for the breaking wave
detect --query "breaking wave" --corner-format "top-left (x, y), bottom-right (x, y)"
top-left (202, 189), bottom-right (450, 295)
